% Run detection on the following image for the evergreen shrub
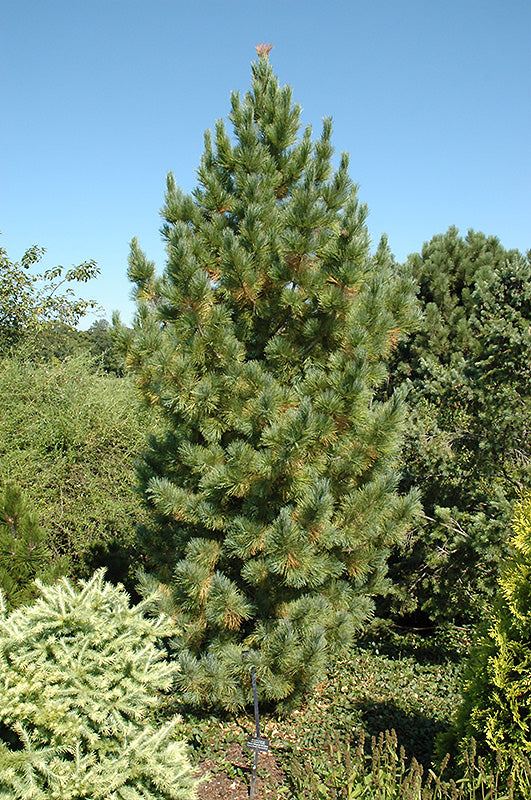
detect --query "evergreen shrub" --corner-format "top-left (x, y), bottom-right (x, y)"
top-left (441, 493), bottom-right (531, 797)
top-left (0, 570), bottom-right (197, 799)
top-left (120, 50), bottom-right (420, 710)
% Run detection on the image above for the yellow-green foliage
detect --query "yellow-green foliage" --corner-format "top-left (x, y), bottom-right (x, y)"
top-left (444, 493), bottom-right (531, 796)
top-left (0, 571), bottom-right (197, 799)
top-left (0, 352), bottom-right (160, 583)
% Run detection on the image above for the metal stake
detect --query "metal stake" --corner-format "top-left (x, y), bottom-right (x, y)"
top-left (244, 657), bottom-right (269, 799)
top-left (250, 666), bottom-right (259, 798)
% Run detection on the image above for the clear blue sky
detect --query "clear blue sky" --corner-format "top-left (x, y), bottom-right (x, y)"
top-left (3, 0), bottom-right (530, 326)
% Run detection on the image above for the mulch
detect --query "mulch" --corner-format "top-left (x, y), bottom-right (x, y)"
top-left (195, 741), bottom-right (287, 799)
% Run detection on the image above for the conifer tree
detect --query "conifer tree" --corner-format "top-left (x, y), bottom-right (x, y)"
top-left (119, 49), bottom-right (419, 709)
top-left (0, 482), bottom-right (66, 609)
top-left (386, 228), bottom-right (531, 623)
top-left (0, 571), bottom-right (197, 799)
top-left (441, 493), bottom-right (531, 796)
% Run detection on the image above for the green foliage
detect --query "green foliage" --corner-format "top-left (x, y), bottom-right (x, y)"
top-left (344, 650), bottom-right (462, 768)
top-left (281, 632), bottom-right (461, 770)
top-left (179, 631), bottom-right (523, 799)
top-left (175, 626), bottom-right (464, 795)
top-left (0, 351), bottom-right (159, 586)
top-left (22, 321), bottom-right (90, 362)
top-left (287, 730), bottom-right (528, 799)
top-left (358, 619), bottom-right (473, 666)
top-left (8, 316), bottom-right (124, 373)
top-left (85, 318), bottom-right (125, 374)
top-left (122, 53), bottom-right (419, 709)
top-left (0, 482), bottom-right (67, 610)
top-left (0, 570), bottom-right (197, 799)
top-left (0, 241), bottom-right (99, 351)
top-left (443, 493), bottom-right (531, 796)
top-left (386, 227), bottom-right (531, 623)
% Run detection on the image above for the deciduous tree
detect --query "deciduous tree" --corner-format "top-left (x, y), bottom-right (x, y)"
top-left (0, 240), bottom-right (99, 351)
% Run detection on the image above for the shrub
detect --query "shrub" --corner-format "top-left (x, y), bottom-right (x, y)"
top-left (0, 570), bottom-right (197, 799)
top-left (442, 493), bottom-right (531, 796)
top-left (0, 352), bottom-right (160, 587)
top-left (386, 228), bottom-right (531, 624)
top-left (287, 729), bottom-right (528, 799)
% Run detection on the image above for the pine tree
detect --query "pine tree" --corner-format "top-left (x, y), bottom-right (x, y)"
top-left (119, 49), bottom-right (419, 709)
top-left (385, 227), bottom-right (531, 623)
top-left (0, 571), bottom-right (197, 799)
top-left (0, 482), bottom-right (67, 609)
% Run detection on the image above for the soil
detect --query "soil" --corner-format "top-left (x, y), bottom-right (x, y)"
top-left (195, 741), bottom-right (287, 799)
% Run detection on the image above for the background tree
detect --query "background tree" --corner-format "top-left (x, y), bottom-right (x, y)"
top-left (0, 571), bottom-right (197, 800)
top-left (85, 317), bottom-right (125, 374)
top-left (0, 482), bottom-right (67, 610)
top-left (0, 239), bottom-right (99, 352)
top-left (385, 227), bottom-right (531, 624)
top-left (120, 50), bottom-right (419, 709)
top-left (27, 320), bottom-right (88, 360)
top-left (4, 316), bottom-right (125, 371)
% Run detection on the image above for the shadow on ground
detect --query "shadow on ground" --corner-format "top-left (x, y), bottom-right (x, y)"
top-left (360, 699), bottom-right (447, 768)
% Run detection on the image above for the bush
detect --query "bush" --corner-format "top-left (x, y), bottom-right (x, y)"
top-left (0, 351), bottom-right (160, 587)
top-left (287, 730), bottom-right (528, 799)
top-left (442, 493), bottom-right (531, 796)
top-left (0, 570), bottom-right (197, 799)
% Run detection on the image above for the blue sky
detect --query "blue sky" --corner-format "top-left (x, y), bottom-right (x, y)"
top-left (3, 0), bottom-right (530, 326)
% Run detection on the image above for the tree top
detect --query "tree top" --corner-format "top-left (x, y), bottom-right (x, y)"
top-left (255, 42), bottom-right (273, 57)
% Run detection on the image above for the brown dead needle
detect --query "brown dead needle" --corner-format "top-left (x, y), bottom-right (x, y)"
top-left (255, 43), bottom-right (273, 57)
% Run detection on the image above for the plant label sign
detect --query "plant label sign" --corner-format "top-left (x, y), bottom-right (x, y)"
top-left (246, 735), bottom-right (269, 753)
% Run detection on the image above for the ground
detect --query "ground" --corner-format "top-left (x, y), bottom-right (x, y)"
top-left (195, 741), bottom-right (287, 799)
top-left (181, 633), bottom-right (468, 799)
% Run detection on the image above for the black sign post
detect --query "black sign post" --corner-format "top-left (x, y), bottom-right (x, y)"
top-left (245, 665), bottom-right (269, 798)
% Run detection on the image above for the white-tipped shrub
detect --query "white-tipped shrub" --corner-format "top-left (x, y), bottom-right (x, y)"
top-left (0, 570), bottom-right (197, 799)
